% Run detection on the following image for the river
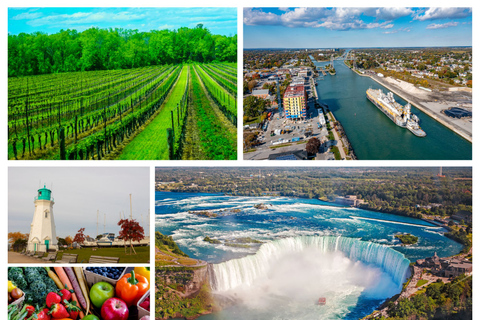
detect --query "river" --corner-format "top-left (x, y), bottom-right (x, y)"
top-left (156, 192), bottom-right (463, 319)
top-left (311, 54), bottom-right (471, 160)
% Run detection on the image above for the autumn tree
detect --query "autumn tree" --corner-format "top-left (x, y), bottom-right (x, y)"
top-left (118, 218), bottom-right (145, 255)
top-left (8, 231), bottom-right (28, 244)
top-left (9, 232), bottom-right (28, 252)
top-left (73, 228), bottom-right (86, 246)
top-left (247, 80), bottom-right (257, 92)
top-left (306, 137), bottom-right (321, 154)
top-left (65, 236), bottom-right (73, 247)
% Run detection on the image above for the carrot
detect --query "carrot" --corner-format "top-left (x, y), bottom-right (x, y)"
top-left (53, 267), bottom-right (85, 318)
top-left (45, 267), bottom-right (63, 289)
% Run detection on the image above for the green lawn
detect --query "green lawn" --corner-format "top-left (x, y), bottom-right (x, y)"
top-left (331, 146), bottom-right (341, 160)
top-left (244, 116), bottom-right (261, 125)
top-left (56, 246), bottom-right (150, 263)
top-left (117, 65), bottom-right (188, 160)
top-left (416, 279), bottom-right (429, 287)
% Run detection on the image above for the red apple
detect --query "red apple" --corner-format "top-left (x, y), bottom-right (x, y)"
top-left (100, 298), bottom-right (129, 320)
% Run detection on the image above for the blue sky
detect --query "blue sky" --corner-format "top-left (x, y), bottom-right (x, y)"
top-left (244, 7), bottom-right (472, 48)
top-left (8, 7), bottom-right (237, 36)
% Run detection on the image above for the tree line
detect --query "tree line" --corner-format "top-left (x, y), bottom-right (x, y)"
top-left (154, 167), bottom-right (472, 220)
top-left (8, 24), bottom-right (237, 77)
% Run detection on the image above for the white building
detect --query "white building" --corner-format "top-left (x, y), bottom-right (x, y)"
top-left (27, 185), bottom-right (58, 252)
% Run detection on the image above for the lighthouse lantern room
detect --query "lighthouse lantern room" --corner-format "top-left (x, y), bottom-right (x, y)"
top-left (27, 185), bottom-right (58, 252)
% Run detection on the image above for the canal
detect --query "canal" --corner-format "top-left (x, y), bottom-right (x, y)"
top-left (311, 56), bottom-right (472, 160)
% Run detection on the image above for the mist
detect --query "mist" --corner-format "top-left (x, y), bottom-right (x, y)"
top-left (211, 236), bottom-right (407, 319)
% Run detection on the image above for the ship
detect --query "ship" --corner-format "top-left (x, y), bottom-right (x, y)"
top-left (366, 88), bottom-right (426, 137)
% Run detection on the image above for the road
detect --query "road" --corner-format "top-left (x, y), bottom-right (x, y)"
top-left (8, 251), bottom-right (52, 263)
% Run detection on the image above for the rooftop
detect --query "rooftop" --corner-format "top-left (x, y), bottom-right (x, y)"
top-left (284, 85), bottom-right (305, 98)
top-left (252, 89), bottom-right (269, 96)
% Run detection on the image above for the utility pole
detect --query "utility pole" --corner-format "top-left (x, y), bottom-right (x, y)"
top-left (129, 194), bottom-right (133, 219)
top-left (96, 210), bottom-right (99, 237)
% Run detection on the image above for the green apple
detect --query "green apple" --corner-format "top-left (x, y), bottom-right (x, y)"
top-left (90, 281), bottom-right (115, 308)
top-left (82, 316), bottom-right (100, 320)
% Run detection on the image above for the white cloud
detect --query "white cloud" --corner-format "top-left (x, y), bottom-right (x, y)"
top-left (11, 11), bottom-right (42, 20)
top-left (426, 22), bottom-right (459, 29)
top-left (414, 8), bottom-right (471, 21)
top-left (244, 7), bottom-right (409, 31)
top-left (374, 8), bottom-right (413, 20)
top-left (244, 8), bottom-right (281, 26)
top-left (280, 7), bottom-right (329, 28)
top-left (27, 10), bottom-right (147, 27)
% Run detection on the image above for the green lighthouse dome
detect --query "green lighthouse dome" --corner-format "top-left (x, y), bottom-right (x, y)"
top-left (37, 184), bottom-right (52, 200)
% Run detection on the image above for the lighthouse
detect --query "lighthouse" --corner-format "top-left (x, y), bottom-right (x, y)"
top-left (27, 185), bottom-right (58, 252)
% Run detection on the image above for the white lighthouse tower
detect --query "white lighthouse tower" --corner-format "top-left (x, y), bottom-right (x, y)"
top-left (27, 185), bottom-right (58, 252)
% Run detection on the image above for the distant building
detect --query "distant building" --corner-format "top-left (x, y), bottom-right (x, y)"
top-left (443, 259), bottom-right (473, 277)
top-left (451, 210), bottom-right (472, 223)
top-left (334, 195), bottom-right (365, 207)
top-left (417, 252), bottom-right (473, 278)
top-left (298, 71), bottom-right (308, 78)
top-left (252, 89), bottom-right (270, 99)
top-left (283, 84), bottom-right (307, 119)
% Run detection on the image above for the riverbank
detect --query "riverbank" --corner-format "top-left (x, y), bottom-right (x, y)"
top-left (344, 61), bottom-right (472, 143)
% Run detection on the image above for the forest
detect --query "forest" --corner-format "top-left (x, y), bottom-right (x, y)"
top-left (8, 25), bottom-right (237, 77)
top-left (385, 274), bottom-right (472, 320)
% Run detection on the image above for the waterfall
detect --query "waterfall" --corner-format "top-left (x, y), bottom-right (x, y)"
top-left (211, 236), bottom-right (410, 292)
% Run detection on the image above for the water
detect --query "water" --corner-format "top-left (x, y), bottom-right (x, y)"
top-left (311, 55), bottom-right (471, 160)
top-left (156, 192), bottom-right (463, 319)
top-left (211, 236), bottom-right (410, 290)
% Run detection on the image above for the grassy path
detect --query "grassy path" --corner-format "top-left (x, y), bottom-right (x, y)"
top-left (117, 65), bottom-right (188, 160)
top-left (190, 65), bottom-right (236, 159)
top-left (181, 66), bottom-right (206, 160)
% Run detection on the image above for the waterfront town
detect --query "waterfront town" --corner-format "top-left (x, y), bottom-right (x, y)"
top-left (244, 49), bottom-right (352, 160)
top-left (243, 47), bottom-right (472, 160)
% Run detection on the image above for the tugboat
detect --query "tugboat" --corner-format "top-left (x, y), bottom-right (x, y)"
top-left (317, 297), bottom-right (326, 306)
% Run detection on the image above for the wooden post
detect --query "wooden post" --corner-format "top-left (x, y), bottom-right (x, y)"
top-left (171, 110), bottom-right (175, 137)
top-left (74, 115), bottom-right (78, 144)
top-left (59, 127), bottom-right (66, 160)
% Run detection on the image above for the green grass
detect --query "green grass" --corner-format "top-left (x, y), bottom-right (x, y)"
top-left (269, 143), bottom-right (292, 149)
top-left (57, 246), bottom-right (150, 263)
top-left (331, 146), bottom-right (341, 160)
top-left (416, 279), bottom-right (429, 287)
top-left (244, 116), bottom-right (261, 125)
top-left (117, 65), bottom-right (188, 159)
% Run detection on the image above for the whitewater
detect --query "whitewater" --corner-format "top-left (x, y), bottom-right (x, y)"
top-left (155, 192), bottom-right (464, 319)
